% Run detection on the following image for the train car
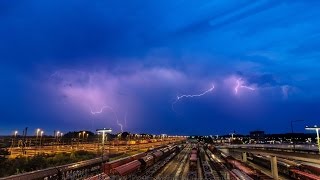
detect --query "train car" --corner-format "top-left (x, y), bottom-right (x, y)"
top-left (111, 160), bottom-right (141, 177)
top-left (152, 150), bottom-right (164, 162)
top-left (232, 169), bottom-right (253, 180)
top-left (103, 152), bottom-right (146, 175)
top-left (290, 169), bottom-right (320, 180)
top-left (108, 146), bottom-right (177, 178)
top-left (3, 167), bottom-right (60, 180)
top-left (228, 169), bottom-right (241, 180)
top-left (226, 156), bottom-right (273, 180)
top-left (189, 153), bottom-right (198, 170)
top-left (138, 154), bottom-right (155, 168)
top-left (247, 155), bottom-right (292, 177)
top-left (201, 160), bottom-right (216, 180)
top-left (225, 156), bottom-right (256, 178)
top-left (84, 173), bottom-right (110, 180)
top-left (300, 164), bottom-right (320, 176)
top-left (168, 145), bottom-right (176, 153)
top-left (161, 147), bottom-right (170, 156)
top-left (104, 156), bottom-right (134, 175)
top-left (60, 158), bottom-right (106, 180)
top-left (138, 140), bottom-right (148, 144)
top-left (131, 152), bottom-right (147, 160)
top-left (4, 156), bottom-right (108, 180)
top-left (191, 146), bottom-right (198, 153)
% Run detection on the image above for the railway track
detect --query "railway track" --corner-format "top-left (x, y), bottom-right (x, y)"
top-left (200, 148), bottom-right (220, 180)
top-left (155, 144), bottom-right (189, 179)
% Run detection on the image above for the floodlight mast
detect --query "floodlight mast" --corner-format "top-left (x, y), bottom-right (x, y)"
top-left (96, 128), bottom-right (112, 160)
top-left (305, 125), bottom-right (320, 154)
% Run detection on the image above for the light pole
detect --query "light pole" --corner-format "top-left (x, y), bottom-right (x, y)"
top-left (305, 125), bottom-right (320, 154)
top-left (36, 128), bottom-right (40, 148)
top-left (40, 131), bottom-right (44, 148)
top-left (82, 131), bottom-right (86, 145)
top-left (96, 128), bottom-right (112, 161)
top-left (291, 120), bottom-right (304, 151)
top-left (56, 131), bottom-right (60, 148)
top-left (78, 132), bottom-right (81, 149)
top-left (13, 131), bottom-right (18, 146)
top-left (229, 133), bottom-right (235, 144)
top-left (11, 131), bottom-right (18, 154)
top-left (60, 133), bottom-right (63, 145)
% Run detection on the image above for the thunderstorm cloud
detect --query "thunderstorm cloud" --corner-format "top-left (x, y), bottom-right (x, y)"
top-left (1, 1), bottom-right (320, 134)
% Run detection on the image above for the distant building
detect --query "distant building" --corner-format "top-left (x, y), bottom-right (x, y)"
top-left (250, 130), bottom-right (265, 143)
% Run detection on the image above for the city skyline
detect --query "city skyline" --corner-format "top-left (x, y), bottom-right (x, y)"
top-left (1, 1), bottom-right (320, 135)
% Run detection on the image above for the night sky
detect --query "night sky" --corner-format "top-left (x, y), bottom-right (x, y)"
top-left (1, 1), bottom-right (320, 135)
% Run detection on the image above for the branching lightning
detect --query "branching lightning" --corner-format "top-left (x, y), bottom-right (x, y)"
top-left (234, 78), bottom-right (255, 94)
top-left (172, 84), bottom-right (215, 111)
top-left (90, 106), bottom-right (123, 132)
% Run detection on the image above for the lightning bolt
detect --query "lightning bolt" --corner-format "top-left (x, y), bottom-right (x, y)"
top-left (172, 84), bottom-right (215, 111)
top-left (90, 106), bottom-right (123, 132)
top-left (234, 78), bottom-right (255, 94)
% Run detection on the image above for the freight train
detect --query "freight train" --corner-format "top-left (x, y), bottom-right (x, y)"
top-left (188, 145), bottom-right (199, 179)
top-left (247, 154), bottom-right (320, 180)
top-left (107, 144), bottom-right (181, 178)
top-left (222, 155), bottom-right (272, 179)
top-left (2, 144), bottom-right (183, 180)
top-left (189, 147), bottom-right (198, 170)
top-left (247, 155), bottom-right (292, 177)
top-left (2, 156), bottom-right (109, 180)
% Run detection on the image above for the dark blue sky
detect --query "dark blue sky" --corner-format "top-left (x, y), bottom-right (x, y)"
top-left (1, 1), bottom-right (320, 135)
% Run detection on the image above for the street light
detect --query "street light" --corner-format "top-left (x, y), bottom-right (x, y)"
top-left (36, 128), bottom-right (40, 138)
top-left (96, 128), bottom-right (112, 158)
top-left (56, 131), bottom-right (60, 148)
top-left (40, 131), bottom-right (44, 147)
top-left (36, 128), bottom-right (41, 148)
top-left (11, 131), bottom-right (18, 152)
top-left (86, 133), bottom-right (89, 142)
top-left (82, 131), bottom-right (86, 144)
top-left (229, 133), bottom-right (235, 144)
top-left (305, 125), bottom-right (320, 154)
top-left (60, 133), bottom-right (63, 145)
top-left (78, 132), bottom-right (81, 148)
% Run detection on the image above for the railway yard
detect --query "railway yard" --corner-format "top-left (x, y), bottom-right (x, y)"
top-left (2, 141), bottom-right (320, 180)
top-left (92, 142), bottom-right (320, 180)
